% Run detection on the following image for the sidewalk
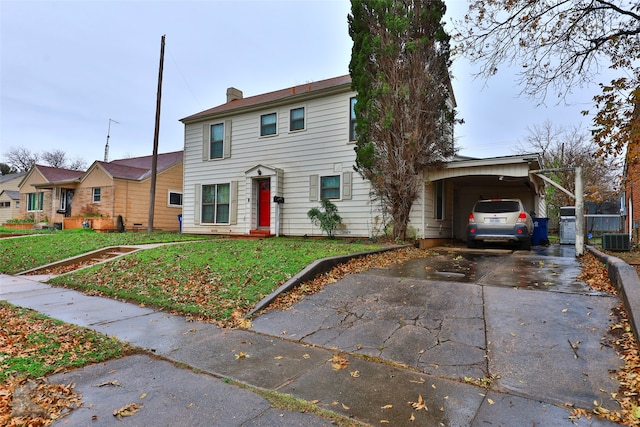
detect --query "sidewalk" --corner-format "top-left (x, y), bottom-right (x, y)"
top-left (1, 244), bottom-right (631, 426)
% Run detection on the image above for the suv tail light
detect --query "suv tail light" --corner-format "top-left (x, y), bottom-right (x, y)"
top-left (517, 212), bottom-right (527, 223)
top-left (468, 213), bottom-right (476, 224)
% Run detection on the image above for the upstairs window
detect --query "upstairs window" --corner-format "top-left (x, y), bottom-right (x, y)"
top-left (210, 123), bottom-right (224, 159)
top-left (349, 97), bottom-right (357, 141)
top-left (290, 107), bottom-right (305, 131)
top-left (260, 113), bottom-right (277, 136)
top-left (93, 187), bottom-right (101, 203)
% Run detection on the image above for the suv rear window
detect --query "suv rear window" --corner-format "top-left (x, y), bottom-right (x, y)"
top-left (474, 200), bottom-right (520, 213)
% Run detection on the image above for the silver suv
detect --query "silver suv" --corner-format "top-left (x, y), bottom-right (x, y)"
top-left (467, 199), bottom-right (533, 250)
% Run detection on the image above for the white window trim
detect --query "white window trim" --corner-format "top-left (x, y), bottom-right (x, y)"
top-left (203, 120), bottom-right (232, 161)
top-left (27, 192), bottom-right (44, 212)
top-left (92, 187), bottom-right (101, 203)
top-left (199, 181), bottom-right (237, 225)
top-left (259, 112), bottom-right (278, 137)
top-left (168, 190), bottom-right (183, 208)
top-left (319, 174), bottom-right (341, 201)
top-left (289, 105), bottom-right (306, 133)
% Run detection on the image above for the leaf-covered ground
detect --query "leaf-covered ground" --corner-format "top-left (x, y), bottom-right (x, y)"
top-left (2, 247), bottom-right (639, 425)
top-left (573, 252), bottom-right (640, 425)
top-left (0, 303), bottom-right (132, 426)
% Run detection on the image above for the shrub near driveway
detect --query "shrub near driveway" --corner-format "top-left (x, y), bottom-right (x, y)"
top-left (50, 238), bottom-right (384, 326)
top-left (0, 230), bottom-right (208, 275)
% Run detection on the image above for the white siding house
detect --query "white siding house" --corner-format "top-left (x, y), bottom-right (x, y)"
top-left (180, 75), bottom-right (546, 243)
top-left (180, 75), bottom-right (378, 237)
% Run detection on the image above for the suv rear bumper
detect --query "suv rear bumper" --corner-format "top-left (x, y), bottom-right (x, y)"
top-left (467, 225), bottom-right (531, 243)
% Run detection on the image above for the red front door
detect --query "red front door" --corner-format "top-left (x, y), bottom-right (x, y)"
top-left (258, 180), bottom-right (270, 227)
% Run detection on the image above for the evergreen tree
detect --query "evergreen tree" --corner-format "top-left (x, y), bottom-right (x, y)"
top-left (349, 0), bottom-right (456, 240)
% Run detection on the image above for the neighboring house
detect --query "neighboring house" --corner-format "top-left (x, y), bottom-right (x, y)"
top-left (0, 172), bottom-right (26, 223)
top-left (18, 165), bottom-right (85, 224)
top-left (180, 75), bottom-right (546, 244)
top-left (79, 151), bottom-right (183, 231)
top-left (17, 152), bottom-right (183, 231)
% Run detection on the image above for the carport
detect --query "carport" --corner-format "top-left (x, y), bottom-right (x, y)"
top-left (421, 154), bottom-right (546, 243)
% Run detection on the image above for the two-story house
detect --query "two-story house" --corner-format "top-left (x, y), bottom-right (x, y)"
top-left (180, 75), bottom-right (547, 243)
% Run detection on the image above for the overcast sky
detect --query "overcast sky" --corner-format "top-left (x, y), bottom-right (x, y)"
top-left (1, 0), bottom-right (607, 168)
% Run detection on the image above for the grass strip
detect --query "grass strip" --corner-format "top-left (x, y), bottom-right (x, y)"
top-left (50, 238), bottom-right (384, 325)
top-left (0, 229), bottom-right (208, 274)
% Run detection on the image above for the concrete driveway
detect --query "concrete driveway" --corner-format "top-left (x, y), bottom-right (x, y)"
top-left (251, 244), bottom-right (622, 425)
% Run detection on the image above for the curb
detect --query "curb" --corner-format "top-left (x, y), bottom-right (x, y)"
top-left (587, 245), bottom-right (640, 344)
top-left (247, 245), bottom-right (408, 317)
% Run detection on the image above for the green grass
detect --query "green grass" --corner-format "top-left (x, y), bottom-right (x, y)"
top-left (0, 229), bottom-right (208, 274)
top-left (50, 238), bottom-right (384, 323)
top-left (0, 302), bottom-right (130, 383)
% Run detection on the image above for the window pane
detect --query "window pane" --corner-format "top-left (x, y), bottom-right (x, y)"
top-left (211, 141), bottom-right (223, 159)
top-left (261, 113), bottom-right (277, 136)
top-left (169, 192), bottom-right (183, 206)
top-left (216, 203), bottom-right (229, 223)
top-left (290, 107), bottom-right (304, 131)
top-left (202, 205), bottom-right (215, 223)
top-left (211, 124), bottom-right (224, 141)
top-left (202, 185), bottom-right (216, 204)
top-left (216, 184), bottom-right (230, 203)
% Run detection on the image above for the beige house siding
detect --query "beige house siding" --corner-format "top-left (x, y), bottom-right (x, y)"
top-left (112, 163), bottom-right (183, 231)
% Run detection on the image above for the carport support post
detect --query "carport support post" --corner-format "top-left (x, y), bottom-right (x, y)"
top-left (575, 166), bottom-right (585, 257)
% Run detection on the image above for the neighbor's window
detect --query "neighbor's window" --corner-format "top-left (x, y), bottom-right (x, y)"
top-left (27, 192), bottom-right (43, 211)
top-left (349, 97), bottom-right (357, 141)
top-left (260, 113), bottom-right (277, 136)
top-left (290, 107), bottom-right (305, 131)
top-left (210, 123), bottom-right (224, 159)
top-left (202, 183), bottom-right (230, 223)
top-left (435, 180), bottom-right (444, 220)
top-left (168, 191), bottom-right (183, 207)
top-left (93, 187), bottom-right (101, 203)
top-left (0, 201), bottom-right (10, 208)
top-left (320, 175), bottom-right (340, 200)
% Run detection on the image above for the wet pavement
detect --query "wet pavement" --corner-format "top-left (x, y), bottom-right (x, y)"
top-left (0, 244), bottom-right (625, 426)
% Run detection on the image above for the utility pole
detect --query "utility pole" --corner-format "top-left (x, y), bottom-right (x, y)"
top-left (147, 34), bottom-right (165, 233)
top-left (104, 118), bottom-right (119, 162)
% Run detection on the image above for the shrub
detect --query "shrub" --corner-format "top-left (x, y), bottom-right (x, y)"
top-left (307, 199), bottom-right (342, 238)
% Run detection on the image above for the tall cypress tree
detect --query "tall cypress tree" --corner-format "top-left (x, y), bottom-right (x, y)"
top-left (348, 0), bottom-right (456, 241)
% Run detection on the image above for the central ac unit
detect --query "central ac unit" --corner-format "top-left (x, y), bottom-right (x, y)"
top-left (602, 233), bottom-right (631, 251)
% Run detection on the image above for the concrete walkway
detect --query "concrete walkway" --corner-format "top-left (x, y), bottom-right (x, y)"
top-left (0, 244), bottom-right (631, 426)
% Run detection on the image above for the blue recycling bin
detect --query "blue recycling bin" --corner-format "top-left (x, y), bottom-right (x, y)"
top-left (177, 214), bottom-right (183, 233)
top-left (532, 217), bottom-right (549, 246)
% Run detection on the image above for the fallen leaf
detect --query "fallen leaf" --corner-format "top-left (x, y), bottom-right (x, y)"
top-left (342, 403), bottom-right (350, 410)
top-left (350, 370), bottom-right (360, 378)
top-left (235, 352), bottom-right (250, 359)
top-left (381, 404), bottom-right (393, 409)
top-left (409, 413), bottom-right (415, 421)
top-left (139, 393), bottom-right (147, 399)
top-left (488, 398), bottom-right (495, 405)
top-left (113, 403), bottom-right (142, 418)
top-left (409, 394), bottom-right (428, 411)
top-left (562, 308), bottom-right (568, 313)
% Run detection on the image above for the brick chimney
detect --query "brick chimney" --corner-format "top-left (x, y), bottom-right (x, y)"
top-left (226, 87), bottom-right (243, 103)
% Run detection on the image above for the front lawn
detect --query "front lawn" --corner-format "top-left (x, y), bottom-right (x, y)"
top-left (50, 238), bottom-right (387, 325)
top-left (0, 229), bottom-right (208, 274)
